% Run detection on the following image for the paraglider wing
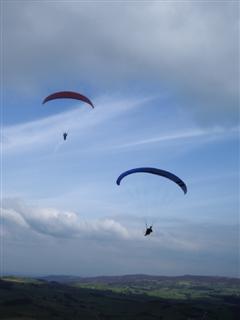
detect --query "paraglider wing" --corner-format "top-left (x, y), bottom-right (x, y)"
top-left (116, 167), bottom-right (187, 194)
top-left (42, 91), bottom-right (94, 108)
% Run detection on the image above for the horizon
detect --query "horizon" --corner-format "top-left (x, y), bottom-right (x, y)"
top-left (2, 272), bottom-right (239, 280)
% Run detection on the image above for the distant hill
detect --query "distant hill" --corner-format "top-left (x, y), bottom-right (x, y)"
top-left (41, 274), bottom-right (240, 285)
top-left (41, 274), bottom-right (84, 283)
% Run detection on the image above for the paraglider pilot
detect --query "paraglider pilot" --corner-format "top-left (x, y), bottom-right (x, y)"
top-left (145, 225), bottom-right (153, 236)
top-left (63, 132), bottom-right (68, 141)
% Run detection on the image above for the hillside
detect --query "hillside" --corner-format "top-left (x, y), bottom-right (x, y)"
top-left (0, 275), bottom-right (239, 319)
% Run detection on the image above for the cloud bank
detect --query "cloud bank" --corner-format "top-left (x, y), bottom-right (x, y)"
top-left (2, 198), bottom-right (238, 277)
top-left (3, 1), bottom-right (239, 126)
top-left (2, 198), bottom-right (130, 240)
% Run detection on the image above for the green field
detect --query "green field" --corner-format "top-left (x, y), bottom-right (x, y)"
top-left (0, 275), bottom-right (239, 319)
top-left (74, 276), bottom-right (240, 301)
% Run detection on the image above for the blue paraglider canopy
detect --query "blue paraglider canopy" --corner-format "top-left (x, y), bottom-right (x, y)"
top-left (116, 167), bottom-right (187, 194)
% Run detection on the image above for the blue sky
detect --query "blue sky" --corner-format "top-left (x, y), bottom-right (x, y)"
top-left (1, 1), bottom-right (239, 277)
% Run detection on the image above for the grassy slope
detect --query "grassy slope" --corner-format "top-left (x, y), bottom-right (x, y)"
top-left (0, 276), bottom-right (239, 320)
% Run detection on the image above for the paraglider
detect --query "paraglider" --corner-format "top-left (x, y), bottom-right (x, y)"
top-left (116, 167), bottom-right (187, 237)
top-left (43, 91), bottom-right (94, 141)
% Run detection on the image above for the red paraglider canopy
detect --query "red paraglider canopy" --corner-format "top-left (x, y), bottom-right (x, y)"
top-left (42, 91), bottom-right (94, 108)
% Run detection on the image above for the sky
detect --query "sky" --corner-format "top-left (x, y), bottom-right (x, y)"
top-left (0, 0), bottom-right (239, 278)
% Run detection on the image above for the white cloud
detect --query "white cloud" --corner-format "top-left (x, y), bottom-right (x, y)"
top-left (2, 197), bottom-right (236, 254)
top-left (1, 198), bottom-right (130, 240)
top-left (1, 198), bottom-right (199, 250)
top-left (1, 207), bottom-right (28, 228)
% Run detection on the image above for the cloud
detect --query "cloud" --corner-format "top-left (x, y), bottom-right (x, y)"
top-left (1, 207), bottom-right (28, 228)
top-left (2, 198), bottom-right (238, 276)
top-left (1, 198), bottom-right (130, 240)
top-left (2, 197), bottom-right (237, 255)
top-left (3, 1), bottom-right (239, 126)
top-left (3, 91), bottom-right (238, 157)
top-left (111, 126), bottom-right (239, 150)
top-left (1, 198), bottom-right (201, 252)
top-left (2, 95), bottom-right (150, 154)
